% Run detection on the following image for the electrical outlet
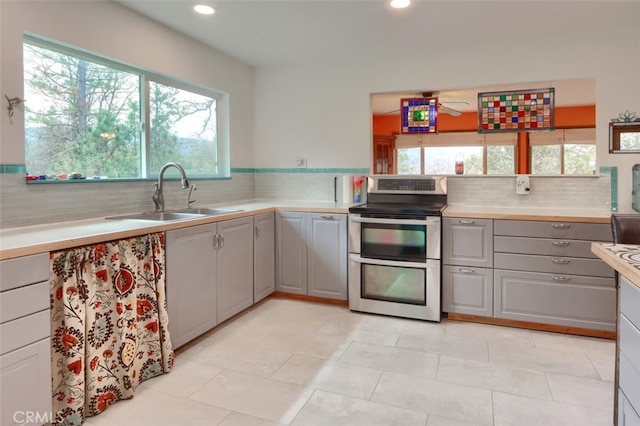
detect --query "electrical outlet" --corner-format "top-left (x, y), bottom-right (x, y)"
top-left (516, 175), bottom-right (530, 195)
top-left (295, 157), bottom-right (307, 168)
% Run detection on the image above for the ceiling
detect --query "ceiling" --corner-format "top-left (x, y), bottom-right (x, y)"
top-left (114, 1), bottom-right (637, 113)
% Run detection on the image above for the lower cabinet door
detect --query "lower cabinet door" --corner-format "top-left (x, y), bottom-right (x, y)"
top-left (493, 269), bottom-right (616, 331)
top-left (443, 265), bottom-right (493, 316)
top-left (0, 339), bottom-right (52, 426)
top-left (619, 390), bottom-right (640, 426)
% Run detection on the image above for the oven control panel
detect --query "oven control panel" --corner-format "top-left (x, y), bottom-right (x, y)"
top-left (367, 175), bottom-right (447, 195)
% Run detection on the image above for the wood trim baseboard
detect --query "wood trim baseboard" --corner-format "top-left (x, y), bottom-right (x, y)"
top-left (270, 291), bottom-right (349, 307)
top-left (446, 313), bottom-right (616, 340)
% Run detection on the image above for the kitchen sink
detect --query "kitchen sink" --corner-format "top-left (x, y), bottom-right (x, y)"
top-left (171, 207), bottom-right (244, 215)
top-left (105, 211), bottom-right (206, 222)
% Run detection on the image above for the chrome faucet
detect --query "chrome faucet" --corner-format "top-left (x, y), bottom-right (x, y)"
top-left (152, 162), bottom-right (190, 212)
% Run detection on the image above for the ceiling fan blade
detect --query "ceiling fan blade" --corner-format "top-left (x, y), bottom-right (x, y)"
top-left (438, 104), bottom-right (462, 117)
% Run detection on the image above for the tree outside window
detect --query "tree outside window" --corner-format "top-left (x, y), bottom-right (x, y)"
top-left (23, 37), bottom-right (222, 181)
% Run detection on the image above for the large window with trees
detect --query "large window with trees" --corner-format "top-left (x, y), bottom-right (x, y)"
top-left (529, 128), bottom-right (596, 175)
top-left (23, 35), bottom-right (225, 181)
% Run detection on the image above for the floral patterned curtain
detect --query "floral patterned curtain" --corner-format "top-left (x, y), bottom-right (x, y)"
top-left (50, 232), bottom-right (173, 426)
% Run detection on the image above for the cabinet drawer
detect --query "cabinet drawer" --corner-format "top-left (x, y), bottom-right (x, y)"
top-left (0, 310), bottom-right (50, 356)
top-left (494, 236), bottom-right (598, 259)
top-left (494, 269), bottom-right (616, 331)
top-left (620, 315), bottom-right (640, 378)
top-left (620, 351), bottom-right (640, 420)
top-left (443, 218), bottom-right (493, 268)
top-left (0, 281), bottom-right (49, 324)
top-left (443, 265), bottom-right (493, 316)
top-left (494, 253), bottom-right (614, 277)
top-left (0, 253), bottom-right (49, 292)
top-left (621, 277), bottom-right (640, 329)
top-left (494, 220), bottom-right (612, 241)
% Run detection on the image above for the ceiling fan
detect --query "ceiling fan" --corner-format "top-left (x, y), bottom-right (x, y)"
top-left (386, 92), bottom-right (470, 117)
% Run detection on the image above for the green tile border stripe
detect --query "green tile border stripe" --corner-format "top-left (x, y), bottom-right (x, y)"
top-left (0, 164), bottom-right (27, 174)
top-left (600, 166), bottom-right (617, 212)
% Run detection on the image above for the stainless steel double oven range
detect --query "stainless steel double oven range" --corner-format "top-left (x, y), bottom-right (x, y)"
top-left (348, 175), bottom-right (447, 322)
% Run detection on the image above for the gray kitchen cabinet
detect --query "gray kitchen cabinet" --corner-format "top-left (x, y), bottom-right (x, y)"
top-left (443, 217), bottom-right (493, 316)
top-left (276, 212), bottom-right (348, 301)
top-left (216, 216), bottom-right (254, 323)
top-left (619, 276), bottom-right (640, 426)
top-left (493, 219), bottom-right (616, 332)
top-left (307, 213), bottom-right (348, 300)
top-left (254, 212), bottom-right (276, 303)
top-left (443, 217), bottom-right (493, 268)
top-left (276, 211), bottom-right (308, 295)
top-left (166, 216), bottom-right (254, 348)
top-left (166, 223), bottom-right (218, 348)
top-left (0, 253), bottom-right (52, 426)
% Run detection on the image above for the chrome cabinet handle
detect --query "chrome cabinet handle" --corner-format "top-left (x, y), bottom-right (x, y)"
top-left (552, 258), bottom-right (570, 264)
top-left (552, 223), bottom-right (571, 229)
top-left (255, 225), bottom-right (260, 239)
top-left (552, 275), bottom-right (571, 281)
top-left (219, 234), bottom-right (224, 249)
top-left (459, 267), bottom-right (475, 274)
top-left (321, 215), bottom-right (336, 220)
top-left (213, 233), bottom-right (220, 250)
top-left (458, 219), bottom-right (475, 225)
top-left (551, 241), bottom-right (571, 247)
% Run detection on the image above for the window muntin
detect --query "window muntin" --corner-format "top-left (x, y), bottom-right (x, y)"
top-left (23, 35), bottom-right (224, 181)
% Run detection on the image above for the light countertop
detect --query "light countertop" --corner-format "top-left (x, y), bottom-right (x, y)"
top-left (443, 205), bottom-right (611, 223)
top-left (0, 200), bottom-right (353, 260)
top-left (592, 243), bottom-right (640, 290)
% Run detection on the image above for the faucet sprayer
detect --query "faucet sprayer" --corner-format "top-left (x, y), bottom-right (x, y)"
top-left (152, 162), bottom-right (190, 212)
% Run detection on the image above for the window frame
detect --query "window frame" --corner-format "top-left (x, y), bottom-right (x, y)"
top-left (23, 33), bottom-right (229, 183)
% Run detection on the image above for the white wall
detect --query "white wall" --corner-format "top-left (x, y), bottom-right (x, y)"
top-left (0, 1), bottom-right (256, 227)
top-left (254, 25), bottom-right (640, 212)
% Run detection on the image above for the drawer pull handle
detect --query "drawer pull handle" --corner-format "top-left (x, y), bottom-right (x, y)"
top-left (552, 223), bottom-right (571, 229)
top-left (459, 220), bottom-right (475, 224)
top-left (551, 241), bottom-right (571, 247)
top-left (552, 258), bottom-right (570, 264)
top-left (459, 268), bottom-right (475, 274)
top-left (552, 275), bottom-right (571, 281)
top-left (321, 215), bottom-right (336, 220)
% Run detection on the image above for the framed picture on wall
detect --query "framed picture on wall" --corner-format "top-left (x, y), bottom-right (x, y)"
top-left (400, 97), bottom-right (438, 134)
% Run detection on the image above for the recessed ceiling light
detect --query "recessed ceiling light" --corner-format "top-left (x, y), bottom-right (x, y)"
top-left (194, 4), bottom-right (216, 15)
top-left (390, 0), bottom-right (410, 8)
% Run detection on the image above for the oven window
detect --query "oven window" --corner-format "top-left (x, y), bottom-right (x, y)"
top-left (361, 223), bottom-right (426, 261)
top-left (361, 263), bottom-right (426, 305)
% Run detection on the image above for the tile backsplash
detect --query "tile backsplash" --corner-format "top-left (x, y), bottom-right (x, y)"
top-left (0, 171), bottom-right (612, 229)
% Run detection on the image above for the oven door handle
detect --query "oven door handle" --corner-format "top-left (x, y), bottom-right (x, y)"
top-left (349, 216), bottom-right (439, 226)
top-left (349, 254), bottom-right (437, 269)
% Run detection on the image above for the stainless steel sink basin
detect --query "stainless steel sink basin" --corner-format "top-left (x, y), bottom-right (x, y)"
top-left (172, 207), bottom-right (243, 216)
top-left (106, 211), bottom-right (206, 221)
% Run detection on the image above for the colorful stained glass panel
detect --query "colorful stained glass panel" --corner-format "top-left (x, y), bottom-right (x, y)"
top-left (478, 88), bottom-right (555, 133)
top-left (400, 97), bottom-right (438, 134)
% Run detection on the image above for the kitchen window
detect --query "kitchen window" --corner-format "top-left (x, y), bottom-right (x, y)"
top-left (529, 128), bottom-right (596, 175)
top-left (396, 132), bottom-right (516, 175)
top-left (23, 35), bottom-right (227, 181)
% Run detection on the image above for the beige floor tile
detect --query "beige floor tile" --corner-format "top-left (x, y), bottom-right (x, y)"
top-left (427, 415), bottom-right (486, 426)
top-left (589, 351), bottom-right (617, 381)
top-left (339, 340), bottom-right (440, 378)
top-left (531, 330), bottom-right (615, 357)
top-left (190, 341), bottom-right (292, 377)
top-left (190, 369), bottom-right (314, 424)
top-left (259, 327), bottom-right (351, 360)
top-left (488, 339), bottom-right (601, 378)
top-left (141, 358), bottom-right (223, 398)
top-left (436, 355), bottom-right (551, 400)
top-left (546, 372), bottom-right (615, 410)
top-left (493, 391), bottom-right (612, 426)
top-left (271, 354), bottom-right (382, 399)
top-left (291, 390), bottom-right (428, 426)
top-left (317, 321), bottom-right (402, 347)
top-left (396, 328), bottom-right (489, 361)
top-left (85, 386), bottom-right (230, 426)
top-left (371, 372), bottom-right (494, 426)
top-left (219, 412), bottom-right (286, 426)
